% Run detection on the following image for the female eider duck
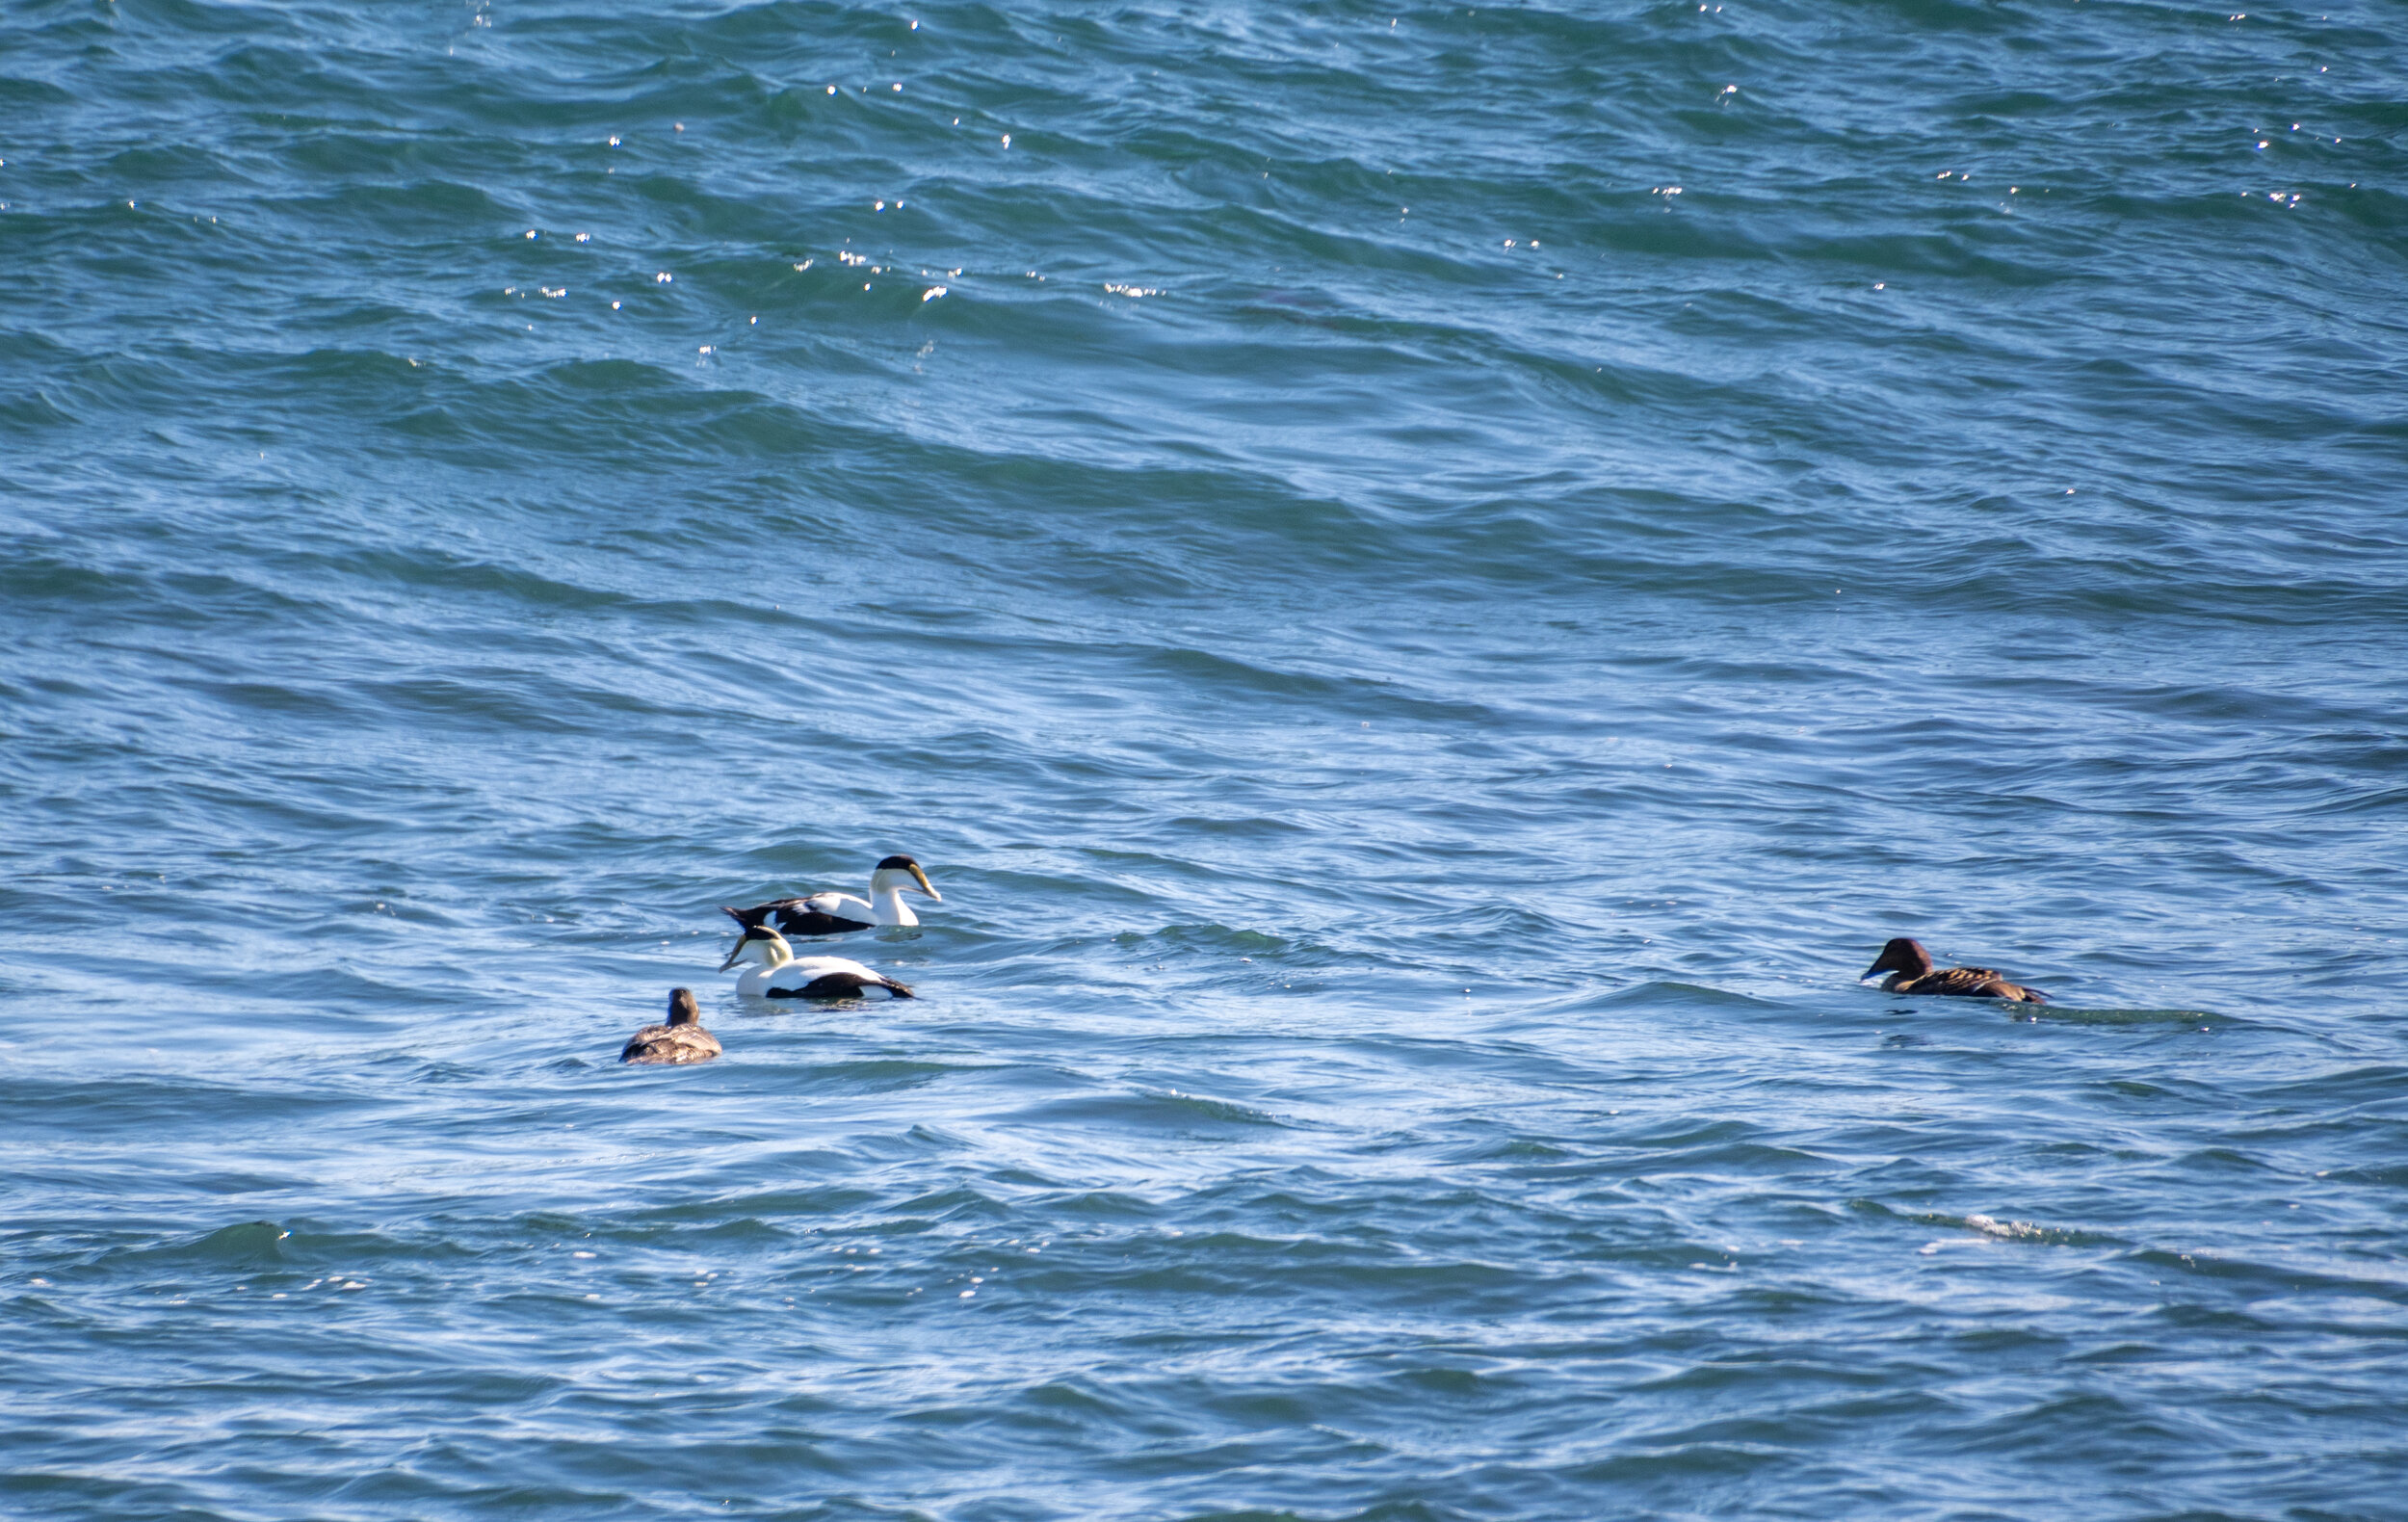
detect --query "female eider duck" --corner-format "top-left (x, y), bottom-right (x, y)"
top-left (1861, 937), bottom-right (2050, 1004)
top-left (621, 987), bottom-right (723, 1064)
top-left (720, 922), bottom-right (916, 1000)
top-left (725, 855), bottom-right (942, 937)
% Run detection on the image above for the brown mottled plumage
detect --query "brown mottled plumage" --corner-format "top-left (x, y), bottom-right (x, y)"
top-left (621, 987), bottom-right (723, 1064)
top-left (1861, 937), bottom-right (2050, 1004)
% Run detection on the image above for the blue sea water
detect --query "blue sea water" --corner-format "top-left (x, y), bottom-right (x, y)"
top-left (4, 0), bottom-right (2407, 1517)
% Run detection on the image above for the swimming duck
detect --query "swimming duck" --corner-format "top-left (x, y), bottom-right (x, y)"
top-left (621, 987), bottom-right (723, 1064)
top-left (1860, 937), bottom-right (2050, 1003)
top-left (720, 922), bottom-right (916, 1000)
top-left (725, 855), bottom-right (942, 937)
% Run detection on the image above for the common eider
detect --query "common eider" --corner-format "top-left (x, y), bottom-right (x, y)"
top-left (621, 987), bottom-right (723, 1064)
top-left (719, 922), bottom-right (916, 1000)
top-left (725, 854), bottom-right (942, 937)
top-left (1861, 937), bottom-right (2050, 1004)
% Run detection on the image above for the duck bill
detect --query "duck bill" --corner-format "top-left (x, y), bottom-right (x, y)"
top-left (909, 864), bottom-right (940, 901)
top-left (1857, 963), bottom-right (1886, 983)
top-left (717, 942), bottom-right (746, 973)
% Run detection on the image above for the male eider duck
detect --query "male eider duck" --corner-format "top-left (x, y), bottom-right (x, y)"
top-left (720, 922), bottom-right (916, 1000)
top-left (621, 987), bottom-right (723, 1064)
top-left (725, 855), bottom-right (942, 937)
top-left (1861, 937), bottom-right (2049, 1004)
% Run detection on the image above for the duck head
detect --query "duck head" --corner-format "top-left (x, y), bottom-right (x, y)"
top-left (1861, 936), bottom-right (1936, 982)
top-left (871, 853), bottom-right (940, 901)
top-left (718, 922), bottom-right (794, 973)
top-left (666, 987), bottom-right (700, 1027)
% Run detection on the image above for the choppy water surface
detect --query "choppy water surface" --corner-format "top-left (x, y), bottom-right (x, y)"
top-left (5, 1), bottom-right (2407, 1517)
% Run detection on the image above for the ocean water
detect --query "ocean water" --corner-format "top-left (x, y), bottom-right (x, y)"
top-left (4, 0), bottom-right (2406, 1516)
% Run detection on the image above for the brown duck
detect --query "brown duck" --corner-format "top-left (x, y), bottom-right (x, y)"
top-left (620, 987), bottom-right (723, 1064)
top-left (1860, 937), bottom-right (2050, 1004)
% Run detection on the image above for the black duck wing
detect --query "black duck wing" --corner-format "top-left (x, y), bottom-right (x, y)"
top-left (764, 970), bottom-right (915, 1000)
top-left (725, 894), bottom-right (875, 936)
top-left (770, 904), bottom-right (876, 936)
